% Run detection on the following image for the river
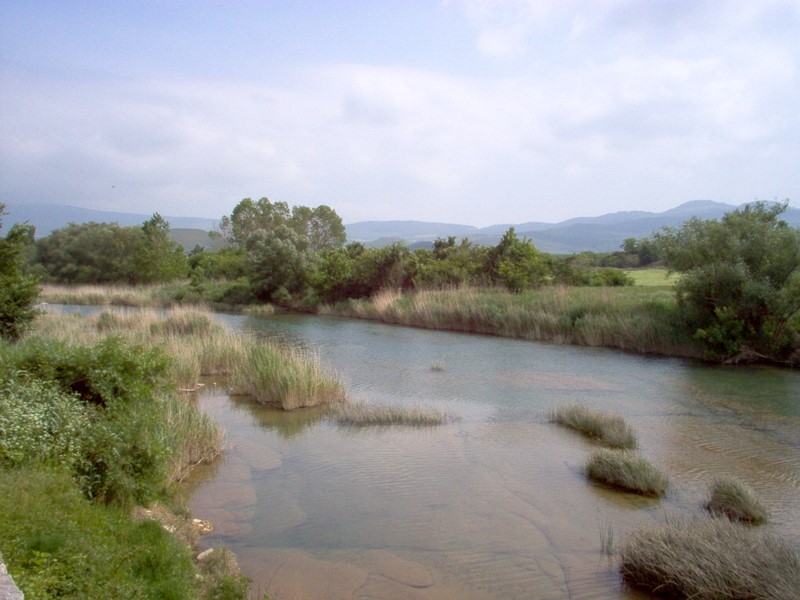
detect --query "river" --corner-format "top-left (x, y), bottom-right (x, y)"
top-left (180, 312), bottom-right (800, 600)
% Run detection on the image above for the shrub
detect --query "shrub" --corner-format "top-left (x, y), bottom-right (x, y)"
top-left (552, 404), bottom-right (637, 449)
top-left (706, 476), bottom-right (769, 524)
top-left (585, 449), bottom-right (668, 496)
top-left (621, 518), bottom-right (800, 600)
top-left (0, 378), bottom-right (90, 469)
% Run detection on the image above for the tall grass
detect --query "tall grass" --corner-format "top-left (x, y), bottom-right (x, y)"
top-left (551, 404), bottom-right (637, 449)
top-left (321, 285), bottom-right (697, 358)
top-left (230, 341), bottom-right (345, 410)
top-left (39, 282), bottom-right (183, 307)
top-left (34, 308), bottom-right (346, 410)
top-left (334, 402), bottom-right (449, 426)
top-left (160, 394), bottom-right (225, 482)
top-left (707, 476), bottom-right (769, 525)
top-left (621, 518), bottom-right (800, 600)
top-left (585, 449), bottom-right (668, 497)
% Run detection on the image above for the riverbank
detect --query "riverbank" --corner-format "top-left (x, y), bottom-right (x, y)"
top-left (0, 307), bottom-right (329, 599)
top-left (320, 286), bottom-right (704, 360)
top-left (39, 281), bottom-right (704, 361)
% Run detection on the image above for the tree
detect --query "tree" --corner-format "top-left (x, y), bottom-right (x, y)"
top-left (0, 203), bottom-right (39, 340)
top-left (486, 228), bottom-right (549, 291)
top-left (655, 201), bottom-right (800, 362)
top-left (246, 225), bottom-right (316, 303)
top-left (132, 213), bottom-right (188, 284)
top-left (291, 204), bottom-right (346, 251)
top-left (34, 222), bottom-right (141, 283)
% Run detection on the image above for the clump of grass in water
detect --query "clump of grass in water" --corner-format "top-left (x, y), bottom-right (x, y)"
top-left (334, 402), bottom-right (449, 427)
top-left (620, 518), bottom-right (800, 600)
top-left (551, 404), bottom-right (637, 449)
top-left (230, 339), bottom-right (345, 410)
top-left (706, 476), bottom-right (769, 525)
top-left (430, 359), bottom-right (446, 371)
top-left (585, 449), bottom-right (668, 496)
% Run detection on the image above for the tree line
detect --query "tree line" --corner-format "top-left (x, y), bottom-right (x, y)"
top-left (3, 198), bottom-right (798, 363)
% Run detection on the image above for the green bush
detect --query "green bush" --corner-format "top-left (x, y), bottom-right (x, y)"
top-left (0, 378), bottom-right (90, 469)
top-left (0, 337), bottom-right (172, 505)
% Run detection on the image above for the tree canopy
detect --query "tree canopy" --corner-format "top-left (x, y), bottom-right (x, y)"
top-left (0, 203), bottom-right (39, 340)
top-left (656, 201), bottom-right (800, 362)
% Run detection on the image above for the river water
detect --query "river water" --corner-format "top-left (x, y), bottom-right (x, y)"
top-left (182, 313), bottom-right (800, 600)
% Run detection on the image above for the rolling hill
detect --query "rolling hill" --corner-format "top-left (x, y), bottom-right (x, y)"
top-left (5, 200), bottom-right (799, 255)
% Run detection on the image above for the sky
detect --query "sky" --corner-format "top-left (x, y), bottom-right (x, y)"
top-left (1, 1), bottom-right (799, 226)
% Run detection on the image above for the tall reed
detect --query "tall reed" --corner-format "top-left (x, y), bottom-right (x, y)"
top-left (321, 286), bottom-right (697, 358)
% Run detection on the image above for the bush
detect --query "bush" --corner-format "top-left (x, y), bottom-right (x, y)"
top-left (585, 449), bottom-right (668, 496)
top-left (552, 404), bottom-right (637, 449)
top-left (621, 518), bottom-right (800, 600)
top-left (706, 476), bottom-right (769, 524)
top-left (0, 204), bottom-right (39, 341)
top-left (0, 378), bottom-right (90, 469)
top-left (0, 337), bottom-right (172, 505)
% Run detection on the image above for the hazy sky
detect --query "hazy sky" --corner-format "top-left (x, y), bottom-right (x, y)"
top-left (1, 1), bottom-right (798, 226)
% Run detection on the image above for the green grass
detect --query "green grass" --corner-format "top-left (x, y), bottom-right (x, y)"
top-left (585, 449), bottom-right (668, 496)
top-left (620, 518), bottom-right (800, 600)
top-left (551, 404), bottom-right (637, 449)
top-left (625, 268), bottom-right (678, 287)
top-left (321, 285), bottom-right (698, 358)
top-left (334, 402), bottom-right (450, 426)
top-left (706, 476), bottom-right (769, 525)
top-left (0, 467), bottom-right (197, 600)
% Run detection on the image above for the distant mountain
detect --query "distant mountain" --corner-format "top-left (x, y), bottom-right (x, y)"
top-left (3, 203), bottom-right (218, 237)
top-left (5, 200), bottom-right (798, 254)
top-left (348, 200), bottom-right (800, 253)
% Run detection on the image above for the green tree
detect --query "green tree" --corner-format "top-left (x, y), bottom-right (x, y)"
top-left (132, 213), bottom-right (188, 284)
top-left (0, 203), bottom-right (40, 340)
top-left (246, 225), bottom-right (316, 303)
top-left (290, 204), bottom-right (347, 251)
top-left (487, 228), bottom-right (549, 291)
top-left (656, 201), bottom-right (800, 362)
top-left (34, 222), bottom-right (141, 283)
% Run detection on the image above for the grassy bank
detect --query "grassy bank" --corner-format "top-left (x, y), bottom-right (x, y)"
top-left (320, 285), bottom-right (699, 358)
top-left (0, 306), bottom-right (338, 599)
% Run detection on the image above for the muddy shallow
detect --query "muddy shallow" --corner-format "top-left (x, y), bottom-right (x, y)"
top-left (186, 314), bottom-right (800, 600)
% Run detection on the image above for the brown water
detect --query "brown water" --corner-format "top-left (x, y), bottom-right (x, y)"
top-left (185, 314), bottom-right (800, 600)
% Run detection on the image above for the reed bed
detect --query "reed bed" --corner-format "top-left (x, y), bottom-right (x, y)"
top-left (39, 282), bottom-right (183, 307)
top-left (551, 404), bottom-right (637, 449)
top-left (334, 402), bottom-right (449, 427)
top-left (160, 394), bottom-right (225, 481)
top-left (620, 518), bottom-right (800, 600)
top-left (707, 476), bottom-right (769, 525)
top-left (585, 449), bottom-right (668, 496)
top-left (34, 307), bottom-right (346, 409)
top-left (321, 285), bottom-right (697, 358)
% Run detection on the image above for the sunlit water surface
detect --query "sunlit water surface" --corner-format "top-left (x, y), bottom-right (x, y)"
top-left (171, 313), bottom-right (800, 600)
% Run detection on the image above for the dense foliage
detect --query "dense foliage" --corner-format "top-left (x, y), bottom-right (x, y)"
top-left (656, 201), bottom-right (800, 362)
top-left (33, 214), bottom-right (187, 284)
top-left (0, 203), bottom-right (39, 340)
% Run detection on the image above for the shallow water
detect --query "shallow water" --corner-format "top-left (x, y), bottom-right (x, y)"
top-left (180, 313), bottom-right (800, 600)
